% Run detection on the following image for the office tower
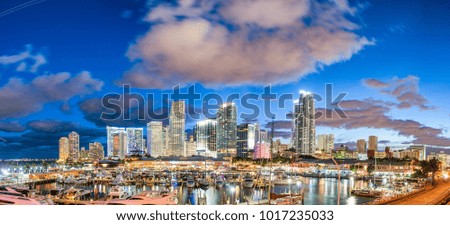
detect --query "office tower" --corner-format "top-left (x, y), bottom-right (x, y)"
top-left (185, 135), bottom-right (197, 156)
top-left (292, 90), bottom-right (316, 155)
top-left (80, 147), bottom-right (89, 161)
top-left (317, 134), bottom-right (334, 153)
top-left (356, 139), bottom-right (367, 153)
top-left (162, 126), bottom-right (169, 156)
top-left (58, 137), bottom-right (69, 162)
top-left (196, 119), bottom-right (217, 157)
top-left (126, 127), bottom-right (144, 155)
top-left (68, 131), bottom-right (80, 162)
top-left (237, 123), bottom-right (256, 159)
top-left (89, 142), bottom-right (104, 161)
top-left (106, 126), bottom-right (126, 157)
top-left (112, 130), bottom-right (127, 159)
top-left (147, 121), bottom-right (163, 157)
top-left (169, 101), bottom-right (186, 156)
top-left (216, 103), bottom-right (237, 156)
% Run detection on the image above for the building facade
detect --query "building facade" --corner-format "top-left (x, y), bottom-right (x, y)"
top-left (106, 126), bottom-right (126, 158)
top-left (68, 131), bottom-right (80, 162)
top-left (216, 103), bottom-right (237, 156)
top-left (169, 101), bottom-right (185, 157)
top-left (196, 119), bottom-right (217, 157)
top-left (126, 128), bottom-right (144, 155)
top-left (147, 121), bottom-right (163, 157)
top-left (237, 123), bottom-right (256, 159)
top-left (316, 134), bottom-right (334, 153)
top-left (89, 142), bottom-right (104, 161)
top-left (58, 137), bottom-right (69, 162)
top-left (356, 139), bottom-right (367, 153)
top-left (292, 90), bottom-right (316, 155)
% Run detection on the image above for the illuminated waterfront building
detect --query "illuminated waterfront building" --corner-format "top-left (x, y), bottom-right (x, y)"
top-left (68, 131), bottom-right (80, 162)
top-left (169, 101), bottom-right (186, 157)
top-left (292, 90), bottom-right (316, 155)
top-left (107, 126), bottom-right (126, 158)
top-left (237, 123), bottom-right (256, 159)
top-left (216, 103), bottom-right (237, 156)
top-left (147, 121), bottom-right (163, 157)
top-left (89, 142), bottom-right (104, 161)
top-left (58, 137), bottom-right (69, 162)
top-left (185, 135), bottom-right (197, 157)
top-left (196, 119), bottom-right (217, 157)
top-left (127, 127), bottom-right (144, 155)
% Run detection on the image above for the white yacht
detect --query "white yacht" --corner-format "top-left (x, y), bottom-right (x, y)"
top-left (107, 186), bottom-right (129, 200)
top-left (106, 190), bottom-right (178, 205)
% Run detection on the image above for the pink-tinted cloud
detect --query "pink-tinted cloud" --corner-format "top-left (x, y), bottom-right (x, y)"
top-left (0, 45), bottom-right (47, 73)
top-left (118, 0), bottom-right (373, 88)
top-left (0, 71), bottom-right (103, 119)
top-left (362, 75), bottom-right (434, 110)
top-left (317, 99), bottom-right (450, 147)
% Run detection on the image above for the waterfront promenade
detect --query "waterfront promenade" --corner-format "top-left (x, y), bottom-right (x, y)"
top-left (386, 180), bottom-right (450, 205)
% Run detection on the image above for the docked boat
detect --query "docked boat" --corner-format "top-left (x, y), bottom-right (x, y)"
top-left (215, 177), bottom-right (224, 188)
top-left (351, 189), bottom-right (383, 197)
top-left (107, 186), bottom-right (129, 200)
top-left (243, 175), bottom-right (254, 188)
top-left (186, 176), bottom-right (196, 188)
top-left (0, 187), bottom-right (50, 205)
top-left (63, 187), bottom-right (90, 201)
top-left (106, 190), bottom-right (178, 205)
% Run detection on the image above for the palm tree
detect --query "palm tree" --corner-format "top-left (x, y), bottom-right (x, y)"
top-left (420, 158), bottom-right (441, 186)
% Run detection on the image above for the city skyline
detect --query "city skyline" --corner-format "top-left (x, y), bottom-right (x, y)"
top-left (0, 0), bottom-right (450, 159)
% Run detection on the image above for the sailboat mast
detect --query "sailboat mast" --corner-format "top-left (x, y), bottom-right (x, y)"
top-left (267, 117), bottom-right (275, 204)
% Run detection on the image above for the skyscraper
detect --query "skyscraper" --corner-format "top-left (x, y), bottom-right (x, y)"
top-left (68, 131), bottom-right (80, 162)
top-left (368, 136), bottom-right (378, 151)
top-left (169, 101), bottom-right (185, 156)
top-left (107, 126), bottom-right (126, 157)
top-left (147, 121), bottom-right (163, 157)
top-left (196, 119), bottom-right (217, 157)
top-left (317, 134), bottom-right (334, 153)
top-left (237, 123), bottom-right (256, 159)
top-left (292, 90), bottom-right (316, 155)
top-left (89, 142), bottom-right (104, 161)
top-left (58, 137), bottom-right (69, 162)
top-left (162, 126), bottom-right (169, 156)
top-left (356, 139), bottom-right (367, 153)
top-left (216, 103), bottom-right (237, 156)
top-left (126, 127), bottom-right (144, 155)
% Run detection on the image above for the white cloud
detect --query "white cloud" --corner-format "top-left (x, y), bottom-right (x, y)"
top-left (119, 0), bottom-right (373, 88)
top-left (0, 45), bottom-right (47, 73)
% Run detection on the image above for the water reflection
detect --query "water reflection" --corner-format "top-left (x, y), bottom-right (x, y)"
top-left (36, 176), bottom-right (374, 205)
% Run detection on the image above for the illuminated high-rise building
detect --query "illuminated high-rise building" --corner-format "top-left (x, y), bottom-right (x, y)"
top-left (68, 131), bottom-right (80, 162)
top-left (58, 137), bottom-right (69, 162)
top-left (357, 139), bottom-right (367, 153)
top-left (169, 101), bottom-right (185, 156)
top-left (126, 127), bottom-right (144, 155)
top-left (107, 126), bottom-right (126, 157)
top-left (147, 121), bottom-right (163, 157)
top-left (317, 134), bottom-right (334, 153)
top-left (89, 142), bottom-right (104, 161)
top-left (162, 126), bottom-right (169, 156)
top-left (196, 119), bottom-right (217, 157)
top-left (292, 90), bottom-right (316, 155)
top-left (237, 123), bottom-right (256, 159)
top-left (216, 103), bottom-right (237, 156)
